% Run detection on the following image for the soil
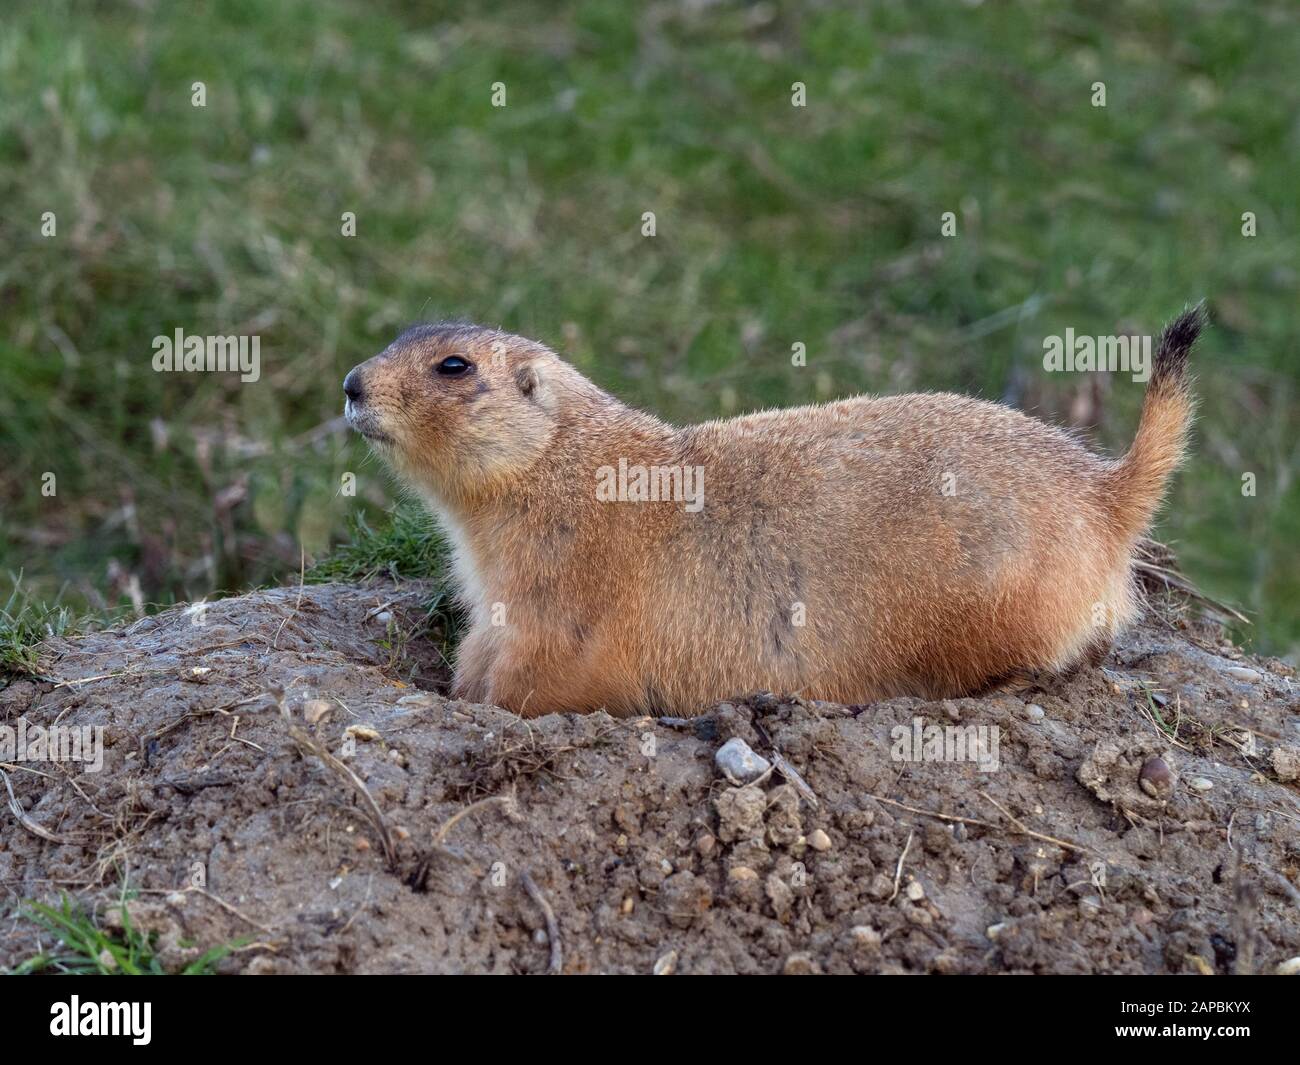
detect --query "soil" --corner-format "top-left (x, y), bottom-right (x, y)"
top-left (1, 580), bottom-right (1297, 974)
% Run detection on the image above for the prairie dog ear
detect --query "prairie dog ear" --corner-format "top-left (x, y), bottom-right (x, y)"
top-left (515, 363), bottom-right (538, 395)
top-left (515, 361), bottom-right (545, 400)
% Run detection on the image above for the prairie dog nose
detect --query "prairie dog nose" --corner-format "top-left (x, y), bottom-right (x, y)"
top-left (343, 368), bottom-right (364, 404)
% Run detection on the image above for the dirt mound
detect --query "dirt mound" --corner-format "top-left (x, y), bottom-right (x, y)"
top-left (1, 582), bottom-right (1297, 974)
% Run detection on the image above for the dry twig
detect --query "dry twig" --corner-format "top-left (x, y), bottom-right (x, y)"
top-left (520, 870), bottom-right (562, 975)
top-left (0, 766), bottom-right (76, 844)
top-left (888, 829), bottom-right (914, 903)
top-left (286, 725), bottom-right (396, 866)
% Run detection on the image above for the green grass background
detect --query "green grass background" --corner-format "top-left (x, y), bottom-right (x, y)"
top-left (1, 0), bottom-right (1296, 658)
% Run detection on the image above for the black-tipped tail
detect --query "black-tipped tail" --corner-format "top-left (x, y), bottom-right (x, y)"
top-left (1104, 303), bottom-right (1205, 542)
top-left (1149, 302), bottom-right (1207, 394)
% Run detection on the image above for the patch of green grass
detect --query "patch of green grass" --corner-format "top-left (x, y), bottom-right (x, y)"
top-left (1, 0), bottom-right (1296, 655)
top-left (306, 503), bottom-right (447, 585)
top-left (7, 895), bottom-right (241, 975)
top-left (308, 505), bottom-right (463, 670)
top-left (0, 574), bottom-right (82, 678)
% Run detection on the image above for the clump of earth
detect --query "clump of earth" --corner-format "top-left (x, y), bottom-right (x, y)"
top-left (1, 580), bottom-right (1296, 974)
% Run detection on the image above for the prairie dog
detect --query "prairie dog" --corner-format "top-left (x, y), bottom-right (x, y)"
top-left (343, 310), bottom-right (1202, 717)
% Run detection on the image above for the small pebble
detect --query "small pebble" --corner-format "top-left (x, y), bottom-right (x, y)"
top-left (807, 829), bottom-right (832, 852)
top-left (1271, 745), bottom-right (1300, 783)
top-left (1189, 777), bottom-right (1213, 792)
top-left (1026, 704), bottom-right (1045, 722)
top-left (728, 865), bottom-right (764, 906)
top-left (344, 724), bottom-right (381, 742)
top-left (695, 831), bottom-right (716, 857)
top-left (1139, 755), bottom-right (1175, 799)
top-left (714, 737), bottom-right (771, 785)
top-left (1276, 957), bottom-right (1300, 976)
top-left (868, 873), bottom-right (894, 900)
top-left (1224, 666), bottom-right (1261, 683)
top-left (653, 950), bottom-right (678, 975)
top-left (905, 880), bottom-right (925, 902)
top-left (303, 698), bottom-right (332, 724)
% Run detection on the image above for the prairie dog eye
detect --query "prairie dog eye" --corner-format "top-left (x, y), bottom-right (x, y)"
top-left (435, 355), bottom-right (473, 376)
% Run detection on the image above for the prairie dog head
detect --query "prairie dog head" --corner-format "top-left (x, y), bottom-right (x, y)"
top-left (343, 323), bottom-right (568, 505)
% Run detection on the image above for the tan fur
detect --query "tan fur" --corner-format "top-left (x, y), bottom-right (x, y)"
top-left (344, 315), bottom-right (1199, 717)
